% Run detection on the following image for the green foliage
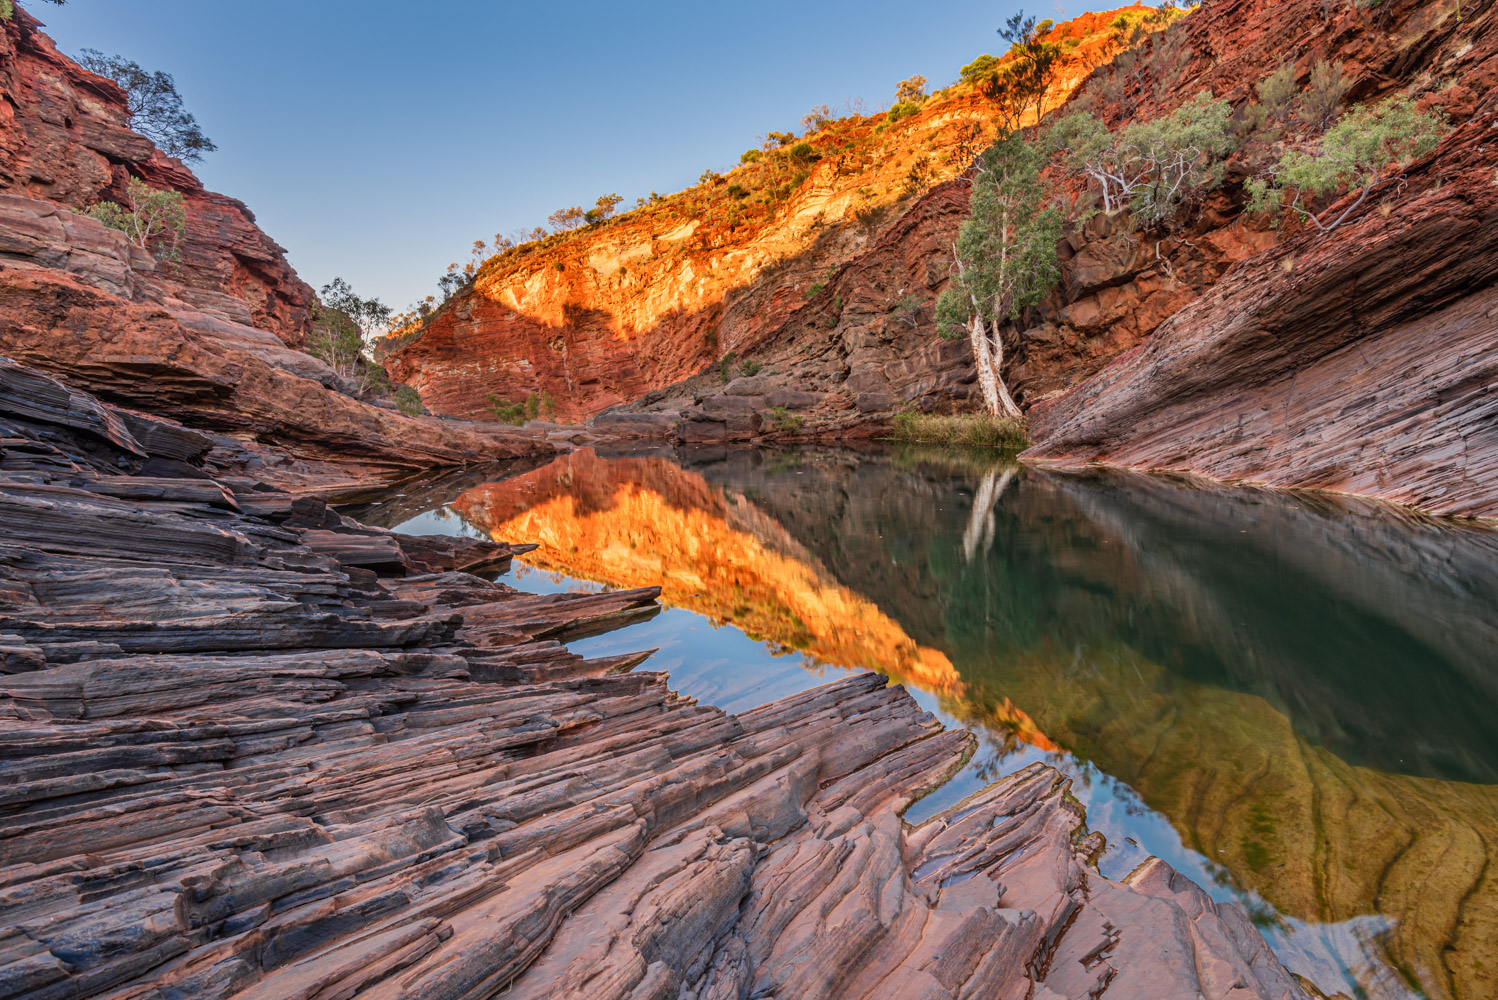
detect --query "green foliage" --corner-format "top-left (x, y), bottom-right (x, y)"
top-left (393, 385), bottom-right (423, 417)
top-left (487, 391), bottom-right (549, 425)
top-left (0, 0), bottom-right (64, 16)
top-left (726, 184), bottom-right (748, 199)
top-left (888, 411), bottom-right (1028, 451)
top-left (765, 405), bottom-right (804, 434)
top-left (940, 133), bottom-right (1061, 335)
top-left (77, 49), bottom-right (215, 162)
top-left (806, 282), bottom-right (825, 297)
top-left (978, 10), bottom-right (1063, 135)
top-left (960, 54), bottom-right (1000, 86)
top-left (741, 358), bottom-right (763, 376)
top-left (894, 75), bottom-right (928, 105)
top-left (901, 155), bottom-right (933, 198)
top-left (786, 142), bottom-right (818, 163)
top-left (717, 351), bottom-right (738, 383)
top-left (1300, 59), bottom-right (1353, 132)
top-left (740, 149), bottom-right (762, 164)
top-left (86, 176), bottom-right (186, 262)
top-left (306, 277), bottom-right (394, 397)
top-left (1247, 94), bottom-right (1447, 233)
top-left (1049, 91), bottom-right (1235, 225)
top-left (886, 101), bottom-right (921, 124)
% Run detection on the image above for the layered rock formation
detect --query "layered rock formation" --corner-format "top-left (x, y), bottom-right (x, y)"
top-left (395, 0), bottom-right (1498, 517)
top-left (0, 9), bottom-right (312, 343)
top-left (1027, 110), bottom-right (1498, 518)
top-left (0, 362), bottom-right (1312, 998)
top-left (0, 9), bottom-right (551, 487)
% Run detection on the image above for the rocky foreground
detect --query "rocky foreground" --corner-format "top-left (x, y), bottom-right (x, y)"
top-left (0, 359), bottom-right (1313, 999)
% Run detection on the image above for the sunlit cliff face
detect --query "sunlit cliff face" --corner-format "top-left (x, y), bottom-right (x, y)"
top-left (451, 449), bottom-right (964, 696)
top-left (384, 7), bottom-right (1167, 421)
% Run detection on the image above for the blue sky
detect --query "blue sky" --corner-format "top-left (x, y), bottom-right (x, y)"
top-left (38, 0), bottom-right (1125, 310)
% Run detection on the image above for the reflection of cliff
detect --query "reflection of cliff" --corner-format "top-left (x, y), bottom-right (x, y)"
top-left (678, 447), bottom-right (1498, 1000)
top-left (450, 449), bottom-right (960, 695)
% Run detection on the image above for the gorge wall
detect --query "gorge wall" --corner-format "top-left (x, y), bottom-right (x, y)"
top-left (0, 8), bottom-right (548, 486)
top-left (392, 0), bottom-right (1497, 519)
top-left (383, 8), bottom-right (1156, 425)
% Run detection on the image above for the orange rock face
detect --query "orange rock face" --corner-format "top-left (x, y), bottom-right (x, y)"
top-left (384, 7), bottom-right (1162, 423)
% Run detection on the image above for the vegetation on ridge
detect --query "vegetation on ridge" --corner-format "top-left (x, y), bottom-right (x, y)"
top-left (87, 177), bottom-right (186, 263)
top-left (78, 48), bottom-right (217, 163)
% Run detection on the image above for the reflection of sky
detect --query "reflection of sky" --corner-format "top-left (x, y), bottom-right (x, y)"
top-left (389, 505), bottom-right (1418, 1000)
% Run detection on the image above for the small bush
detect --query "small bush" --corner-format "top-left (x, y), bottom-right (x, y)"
top-left (87, 177), bottom-right (186, 262)
top-left (888, 411), bottom-right (1029, 451)
top-left (801, 104), bottom-right (836, 134)
top-left (726, 184), bottom-right (748, 199)
top-left (886, 101), bottom-right (921, 124)
top-left (488, 392), bottom-right (545, 425)
top-left (766, 406), bottom-right (804, 434)
top-left (740, 149), bottom-right (762, 164)
top-left (393, 385), bottom-right (424, 416)
top-left (741, 358), bottom-right (763, 376)
top-left (787, 142), bottom-right (818, 163)
top-left (718, 351), bottom-right (738, 383)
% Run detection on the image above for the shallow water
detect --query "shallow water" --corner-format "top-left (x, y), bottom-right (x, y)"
top-left (345, 445), bottom-right (1498, 1000)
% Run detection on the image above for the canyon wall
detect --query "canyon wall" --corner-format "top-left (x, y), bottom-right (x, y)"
top-left (384, 8), bottom-right (1154, 424)
top-left (0, 8), bottom-right (548, 485)
top-left (1026, 0), bottom-right (1498, 518)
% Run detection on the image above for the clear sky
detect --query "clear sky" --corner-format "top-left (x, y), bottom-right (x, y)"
top-left (37, 0), bottom-right (1126, 311)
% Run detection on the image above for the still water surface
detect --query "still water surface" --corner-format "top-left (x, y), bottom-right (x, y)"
top-left (343, 445), bottom-right (1498, 1000)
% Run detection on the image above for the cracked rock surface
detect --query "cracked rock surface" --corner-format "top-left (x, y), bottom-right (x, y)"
top-left (0, 360), bottom-right (1306, 999)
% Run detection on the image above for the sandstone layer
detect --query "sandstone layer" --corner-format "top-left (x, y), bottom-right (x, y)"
top-left (1026, 111), bottom-right (1498, 517)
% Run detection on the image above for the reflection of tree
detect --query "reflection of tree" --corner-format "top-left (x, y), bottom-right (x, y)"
top-left (961, 467), bottom-right (1015, 563)
top-left (676, 448), bottom-right (1498, 1000)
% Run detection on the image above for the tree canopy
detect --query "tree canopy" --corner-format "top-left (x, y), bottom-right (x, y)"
top-left (77, 49), bottom-right (217, 163)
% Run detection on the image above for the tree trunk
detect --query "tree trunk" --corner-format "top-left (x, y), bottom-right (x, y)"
top-left (969, 312), bottom-right (1002, 417)
top-left (987, 319), bottom-right (1024, 419)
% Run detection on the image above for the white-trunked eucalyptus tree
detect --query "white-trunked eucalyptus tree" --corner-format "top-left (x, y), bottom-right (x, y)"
top-left (937, 134), bottom-right (1061, 419)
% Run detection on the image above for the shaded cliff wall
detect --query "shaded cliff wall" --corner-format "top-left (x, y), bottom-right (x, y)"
top-left (0, 9), bottom-right (550, 483)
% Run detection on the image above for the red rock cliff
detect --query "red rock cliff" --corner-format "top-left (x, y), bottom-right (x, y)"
top-left (0, 8), bottom-right (315, 343)
top-left (1025, 0), bottom-right (1498, 519)
top-left (384, 8), bottom-right (1157, 423)
top-left (0, 8), bottom-right (550, 486)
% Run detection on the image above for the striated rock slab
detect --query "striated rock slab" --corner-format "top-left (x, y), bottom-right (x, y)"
top-left (1027, 117), bottom-right (1498, 518)
top-left (0, 362), bottom-right (1308, 999)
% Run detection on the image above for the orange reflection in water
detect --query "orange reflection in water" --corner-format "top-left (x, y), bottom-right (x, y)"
top-left (453, 450), bottom-right (964, 697)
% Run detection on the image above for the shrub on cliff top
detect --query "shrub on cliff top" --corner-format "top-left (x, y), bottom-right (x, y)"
top-left (87, 176), bottom-right (186, 262)
top-left (1246, 94), bottom-right (1447, 234)
top-left (77, 49), bottom-right (216, 163)
top-left (1, 2), bottom-right (67, 22)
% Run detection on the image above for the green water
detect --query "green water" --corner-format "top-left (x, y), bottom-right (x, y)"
top-left (346, 445), bottom-right (1498, 1000)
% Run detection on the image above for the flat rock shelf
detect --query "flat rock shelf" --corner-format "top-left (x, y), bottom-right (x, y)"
top-left (0, 359), bottom-right (1310, 1000)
